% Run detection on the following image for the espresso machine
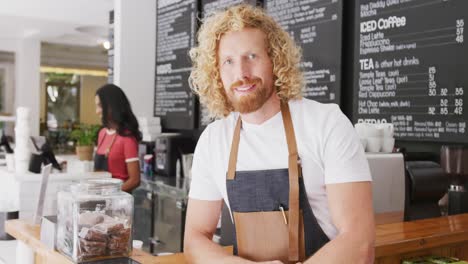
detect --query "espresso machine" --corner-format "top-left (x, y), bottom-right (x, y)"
top-left (441, 145), bottom-right (468, 215)
top-left (155, 133), bottom-right (195, 177)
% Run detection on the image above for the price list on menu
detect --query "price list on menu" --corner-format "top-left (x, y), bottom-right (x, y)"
top-left (155, 0), bottom-right (197, 130)
top-left (265, 0), bottom-right (343, 103)
top-left (202, 0), bottom-right (258, 17)
top-left (353, 0), bottom-right (468, 142)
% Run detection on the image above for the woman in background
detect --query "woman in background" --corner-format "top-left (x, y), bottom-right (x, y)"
top-left (94, 84), bottom-right (141, 192)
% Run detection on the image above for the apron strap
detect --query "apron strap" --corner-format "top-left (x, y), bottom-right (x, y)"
top-left (280, 101), bottom-right (300, 262)
top-left (227, 117), bottom-right (242, 180)
top-left (97, 130), bottom-right (107, 149)
top-left (105, 133), bottom-right (117, 157)
top-left (226, 101), bottom-right (301, 261)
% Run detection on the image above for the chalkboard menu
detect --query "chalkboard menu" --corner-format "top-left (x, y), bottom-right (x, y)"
top-left (155, 0), bottom-right (198, 130)
top-left (265, 0), bottom-right (343, 104)
top-left (202, 0), bottom-right (258, 17)
top-left (352, 0), bottom-right (468, 142)
top-left (108, 10), bottom-right (114, 84)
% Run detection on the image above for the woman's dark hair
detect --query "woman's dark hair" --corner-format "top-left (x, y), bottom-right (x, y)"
top-left (96, 84), bottom-right (142, 141)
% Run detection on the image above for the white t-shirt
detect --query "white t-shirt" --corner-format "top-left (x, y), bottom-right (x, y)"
top-left (189, 98), bottom-right (372, 239)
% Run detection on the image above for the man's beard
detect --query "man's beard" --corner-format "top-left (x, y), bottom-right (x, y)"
top-left (226, 78), bottom-right (273, 114)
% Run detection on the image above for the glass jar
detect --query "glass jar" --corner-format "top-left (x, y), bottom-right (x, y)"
top-left (56, 179), bottom-right (134, 263)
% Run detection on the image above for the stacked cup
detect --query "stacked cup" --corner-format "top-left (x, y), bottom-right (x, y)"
top-left (354, 123), bottom-right (369, 151)
top-left (138, 116), bottom-right (162, 142)
top-left (379, 123), bottom-right (395, 153)
top-left (14, 107), bottom-right (32, 173)
top-left (366, 124), bottom-right (384, 153)
top-left (354, 123), bottom-right (395, 153)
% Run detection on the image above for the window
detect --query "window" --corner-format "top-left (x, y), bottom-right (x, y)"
top-left (43, 73), bottom-right (80, 153)
top-left (0, 69), bottom-right (4, 112)
top-left (45, 73), bottom-right (80, 130)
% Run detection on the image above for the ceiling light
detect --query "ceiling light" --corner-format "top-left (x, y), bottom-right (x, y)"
top-left (40, 66), bottom-right (108, 77)
top-left (102, 41), bottom-right (111, 50)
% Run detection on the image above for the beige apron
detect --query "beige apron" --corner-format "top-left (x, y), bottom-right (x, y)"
top-left (226, 101), bottom-right (329, 263)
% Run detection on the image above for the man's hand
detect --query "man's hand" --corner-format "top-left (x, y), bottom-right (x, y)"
top-left (184, 199), bottom-right (289, 264)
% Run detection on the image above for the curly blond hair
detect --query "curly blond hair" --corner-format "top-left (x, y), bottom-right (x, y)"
top-left (189, 4), bottom-right (303, 118)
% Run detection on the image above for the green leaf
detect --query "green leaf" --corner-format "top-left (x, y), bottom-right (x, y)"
top-left (70, 124), bottom-right (100, 146)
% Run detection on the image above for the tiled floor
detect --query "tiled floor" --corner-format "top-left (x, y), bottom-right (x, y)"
top-left (0, 240), bottom-right (17, 264)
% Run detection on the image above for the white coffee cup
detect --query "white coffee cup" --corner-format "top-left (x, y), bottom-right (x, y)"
top-left (366, 124), bottom-right (383, 137)
top-left (381, 137), bottom-right (395, 153)
top-left (378, 123), bottom-right (394, 138)
top-left (5, 154), bottom-right (15, 172)
top-left (366, 137), bottom-right (382, 152)
top-left (354, 123), bottom-right (368, 138)
top-left (360, 138), bottom-right (367, 151)
top-left (132, 240), bottom-right (143, 249)
top-left (15, 161), bottom-right (29, 173)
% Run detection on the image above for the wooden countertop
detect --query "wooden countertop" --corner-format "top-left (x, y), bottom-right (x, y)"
top-left (7, 213), bottom-right (468, 263)
top-left (375, 213), bottom-right (468, 258)
top-left (5, 219), bottom-right (184, 264)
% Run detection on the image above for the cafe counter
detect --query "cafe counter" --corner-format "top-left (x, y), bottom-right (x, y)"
top-left (5, 219), bottom-right (184, 264)
top-left (6, 213), bottom-right (468, 264)
top-left (375, 212), bottom-right (468, 263)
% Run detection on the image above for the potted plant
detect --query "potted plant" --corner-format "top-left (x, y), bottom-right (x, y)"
top-left (70, 124), bottom-right (100, 161)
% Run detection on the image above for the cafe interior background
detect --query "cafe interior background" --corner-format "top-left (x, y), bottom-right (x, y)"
top-left (0, 0), bottom-right (467, 263)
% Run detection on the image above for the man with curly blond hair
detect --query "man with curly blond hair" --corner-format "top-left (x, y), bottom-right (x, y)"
top-left (184, 4), bottom-right (374, 264)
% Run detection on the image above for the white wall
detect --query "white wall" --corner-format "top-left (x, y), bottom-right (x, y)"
top-left (0, 36), bottom-right (41, 136)
top-left (0, 62), bottom-right (15, 137)
top-left (0, 62), bottom-right (15, 115)
top-left (80, 75), bottom-right (106, 125)
top-left (0, 38), bottom-right (19, 53)
top-left (113, 0), bottom-right (155, 118)
top-left (0, 37), bottom-right (41, 135)
top-left (0, 0), bottom-right (112, 26)
top-left (15, 37), bottom-right (40, 136)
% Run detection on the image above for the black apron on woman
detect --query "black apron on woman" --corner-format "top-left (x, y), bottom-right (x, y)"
top-left (226, 101), bottom-right (329, 263)
top-left (94, 131), bottom-right (116, 172)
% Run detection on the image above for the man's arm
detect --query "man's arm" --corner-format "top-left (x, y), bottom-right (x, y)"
top-left (184, 198), bottom-right (283, 264)
top-left (304, 181), bottom-right (375, 264)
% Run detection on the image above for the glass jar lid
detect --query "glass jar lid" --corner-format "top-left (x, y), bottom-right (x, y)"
top-left (70, 178), bottom-right (123, 195)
